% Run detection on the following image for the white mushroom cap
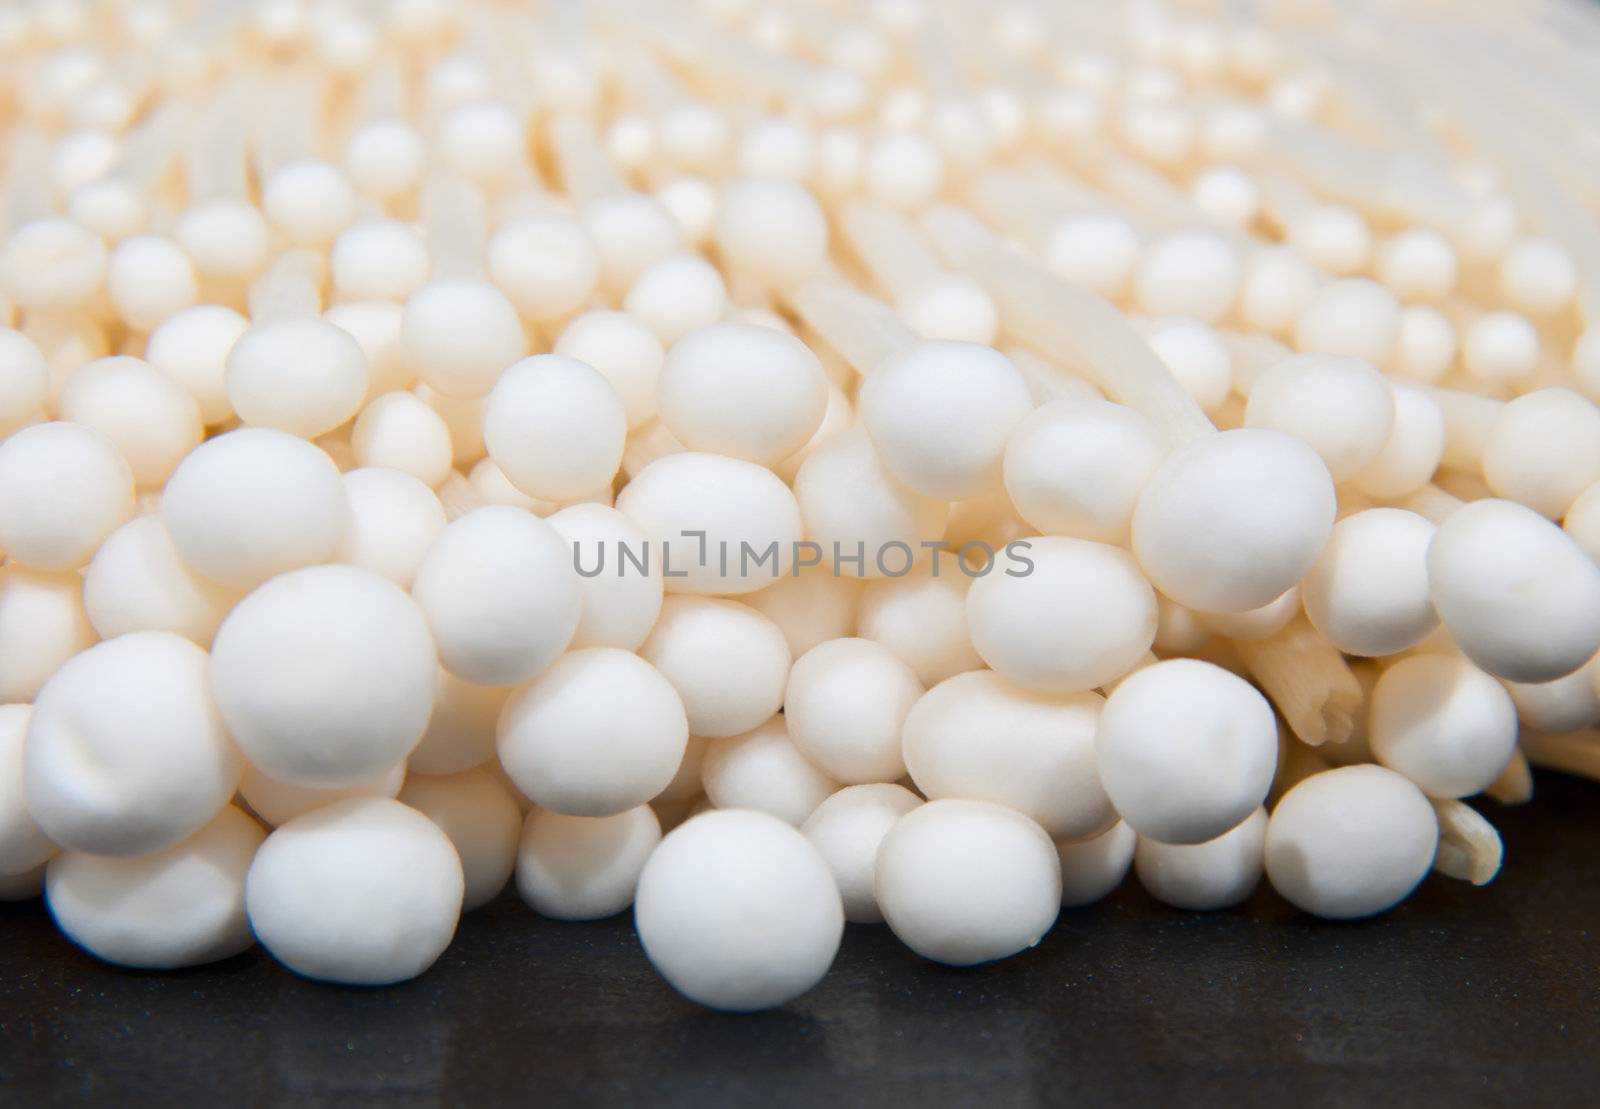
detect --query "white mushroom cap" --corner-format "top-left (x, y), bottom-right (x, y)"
top-left (516, 804), bottom-right (662, 921)
top-left (966, 536), bottom-right (1158, 694)
top-left (859, 340), bottom-right (1034, 501)
top-left (639, 596), bottom-right (792, 740)
top-left (1057, 821), bottom-right (1137, 908)
top-left (615, 452), bottom-right (804, 595)
top-left (656, 322), bottom-right (828, 466)
top-left (1096, 658), bottom-right (1277, 845)
top-left (160, 427), bottom-right (347, 590)
top-left (399, 767), bottom-right (522, 910)
top-left (700, 715), bottom-right (839, 827)
top-left (1301, 508), bottom-right (1439, 657)
top-left (785, 637), bottom-right (922, 784)
top-left (1131, 428), bottom-right (1336, 613)
top-left (801, 782), bottom-right (921, 923)
top-left (209, 565), bottom-right (437, 787)
top-left (635, 809), bottom-right (843, 1011)
top-left (1135, 806), bottom-right (1266, 911)
top-left (1427, 498), bottom-right (1600, 682)
top-left (1369, 654), bottom-right (1518, 799)
top-left (47, 805), bottom-right (263, 969)
top-left (1244, 353), bottom-right (1395, 481)
top-left (902, 668), bottom-right (1113, 842)
top-left (410, 506), bottom-right (581, 686)
top-left (875, 798), bottom-right (1061, 966)
top-left (498, 647), bottom-right (688, 818)
top-left (0, 420), bottom-right (133, 571)
top-left (1265, 765), bottom-right (1437, 920)
top-left (25, 631), bottom-right (242, 856)
top-left (245, 796), bottom-right (464, 985)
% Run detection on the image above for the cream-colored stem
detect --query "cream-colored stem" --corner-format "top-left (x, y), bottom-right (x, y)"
top-left (1259, 119), bottom-right (1475, 237)
top-left (1255, 166), bottom-right (1318, 234)
top-left (1433, 467), bottom-right (1493, 504)
top-left (479, 12), bottom-right (543, 120)
top-left (353, 52), bottom-right (407, 123)
top-left (1338, 487), bottom-right (1377, 519)
top-left (4, 129), bottom-right (53, 225)
top-left (1220, 331), bottom-right (1293, 397)
top-left (622, 421), bottom-right (686, 481)
top-left (1519, 729), bottom-right (1600, 782)
top-left (1431, 799), bottom-right (1503, 885)
top-left (1232, 616), bottom-right (1365, 747)
top-left (611, 43), bottom-right (688, 112)
top-left (839, 200), bottom-right (940, 303)
top-left (1002, 346), bottom-right (1103, 406)
top-left (248, 249), bottom-right (324, 322)
top-left (422, 175), bottom-right (488, 281)
top-left (966, 168), bottom-right (1095, 250)
top-left (1426, 384), bottom-right (1501, 472)
top-left (1399, 484), bottom-right (1464, 525)
top-left (1286, 37), bottom-right (1412, 150)
top-left (253, 68), bottom-right (328, 176)
top-left (664, 16), bottom-right (812, 106)
top-left (781, 276), bottom-right (918, 378)
top-left (1269, 729), bottom-right (1331, 809)
top-left (187, 85), bottom-right (251, 202)
top-left (1090, 152), bottom-right (1223, 236)
top-left (548, 112), bottom-right (621, 205)
top-left (436, 472), bottom-right (485, 521)
top-left (111, 103), bottom-right (188, 192)
top-left (1424, 25), bottom-right (1600, 322)
top-left (1101, 651), bottom-right (1158, 697)
top-left (923, 203), bottom-right (1215, 450)
top-left (1484, 749), bottom-right (1534, 805)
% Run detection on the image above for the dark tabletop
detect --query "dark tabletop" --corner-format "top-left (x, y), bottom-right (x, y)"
top-left (2, 772), bottom-right (1597, 1109)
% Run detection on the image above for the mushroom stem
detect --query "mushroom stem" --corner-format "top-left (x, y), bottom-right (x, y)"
top-left (1001, 345), bottom-right (1102, 406)
top-left (965, 167), bottom-right (1105, 251)
top-left (1259, 117), bottom-right (1473, 236)
top-left (839, 200), bottom-right (941, 305)
top-left (1399, 483), bottom-right (1464, 525)
top-left (1268, 728), bottom-right (1331, 808)
top-left (611, 42), bottom-right (689, 113)
top-left (1425, 384), bottom-right (1501, 471)
top-left (436, 472), bottom-right (485, 522)
top-left (252, 67), bottom-right (330, 177)
top-left (1485, 749), bottom-right (1534, 805)
top-left (644, 6), bottom-right (814, 109)
top-left (1101, 651), bottom-right (1158, 696)
top-left (1431, 798), bottom-right (1503, 885)
top-left (421, 174), bottom-right (489, 281)
top-left (247, 249), bottom-right (324, 322)
top-left (548, 112), bottom-right (622, 204)
top-left (109, 102), bottom-right (190, 194)
top-left (480, 10), bottom-right (546, 122)
top-left (922, 203), bottom-right (1215, 449)
top-left (781, 275), bottom-right (917, 378)
top-left (1220, 330), bottom-right (1294, 397)
top-left (1392, 21), bottom-right (1600, 322)
top-left (1519, 729), bottom-right (1600, 783)
top-left (3, 128), bottom-right (53, 226)
top-left (1432, 467), bottom-right (1493, 505)
top-left (622, 421), bottom-right (685, 481)
top-left (1232, 615), bottom-right (1365, 747)
top-left (186, 86), bottom-right (252, 202)
top-left (1086, 151), bottom-right (1218, 237)
top-left (1254, 166), bottom-right (1319, 236)
top-left (351, 53), bottom-right (408, 125)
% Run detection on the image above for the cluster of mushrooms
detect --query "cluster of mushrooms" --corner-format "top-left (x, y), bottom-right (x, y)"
top-left (3, 0), bottom-right (1600, 1012)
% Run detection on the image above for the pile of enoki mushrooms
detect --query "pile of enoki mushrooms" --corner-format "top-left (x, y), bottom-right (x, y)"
top-left (2, 0), bottom-right (1600, 1011)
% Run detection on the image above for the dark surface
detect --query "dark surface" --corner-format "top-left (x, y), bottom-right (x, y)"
top-left (3, 774), bottom-right (1598, 1109)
